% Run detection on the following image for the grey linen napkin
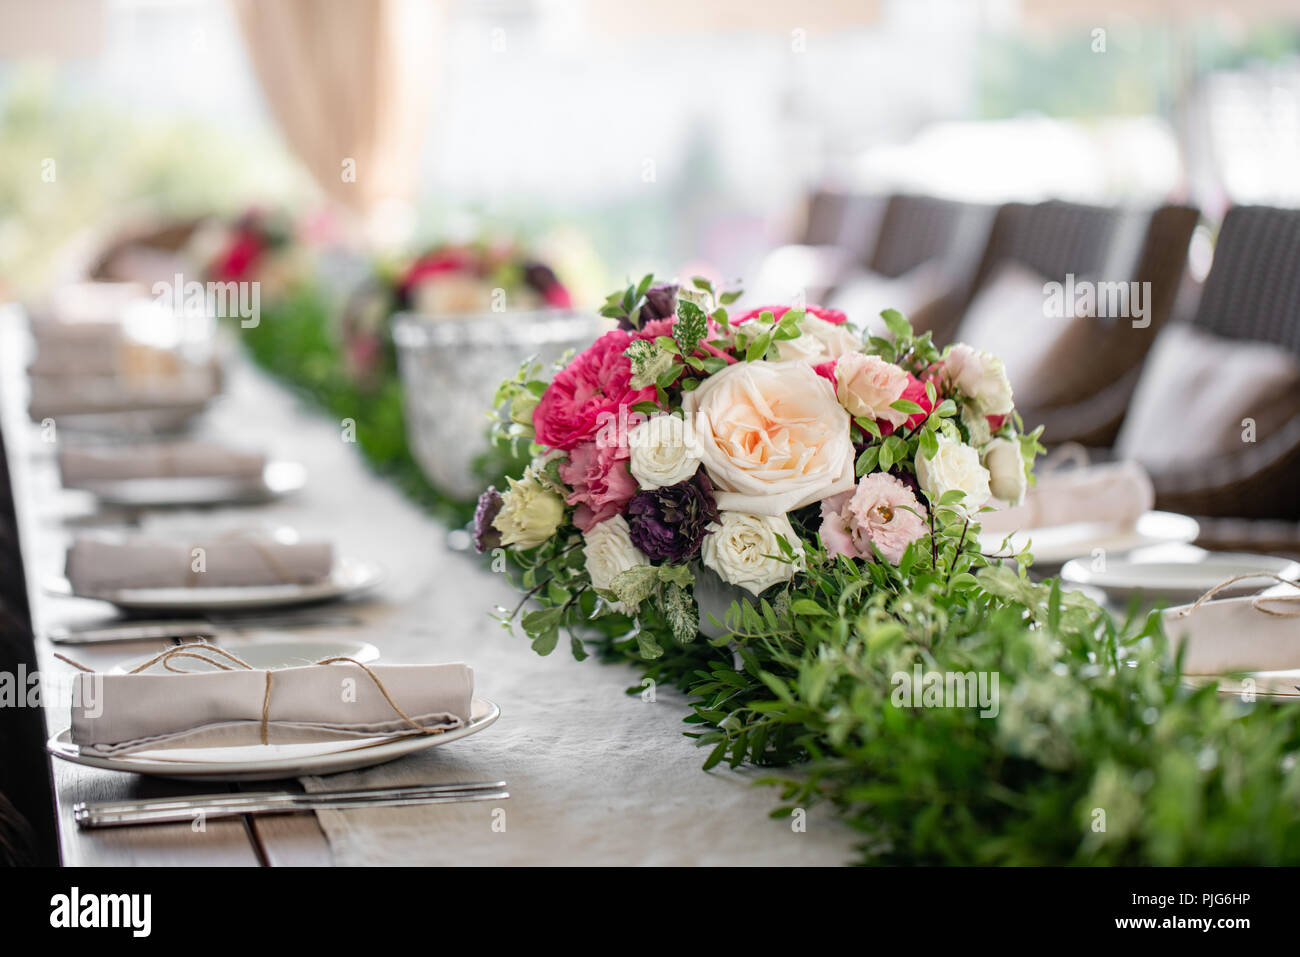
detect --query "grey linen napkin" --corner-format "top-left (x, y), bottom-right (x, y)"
top-left (980, 460), bottom-right (1155, 532)
top-left (58, 442), bottom-right (266, 485)
top-left (65, 535), bottom-right (334, 592)
top-left (70, 662), bottom-right (474, 754)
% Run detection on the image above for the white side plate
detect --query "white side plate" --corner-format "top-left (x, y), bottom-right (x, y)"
top-left (73, 461), bottom-right (306, 508)
top-left (46, 556), bottom-right (384, 612)
top-left (1061, 553), bottom-right (1300, 605)
top-left (48, 697), bottom-right (499, 781)
top-left (979, 510), bottom-right (1200, 567)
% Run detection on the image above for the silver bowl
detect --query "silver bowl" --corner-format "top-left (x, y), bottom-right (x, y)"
top-left (391, 309), bottom-right (609, 501)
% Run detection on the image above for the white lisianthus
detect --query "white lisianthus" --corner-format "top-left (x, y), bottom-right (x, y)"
top-left (771, 315), bottom-right (862, 363)
top-left (583, 515), bottom-right (649, 614)
top-left (701, 511), bottom-right (800, 597)
top-left (915, 435), bottom-right (991, 514)
top-left (945, 343), bottom-right (1014, 416)
top-left (682, 360), bottom-right (855, 515)
top-left (492, 467), bottom-right (566, 548)
top-left (627, 413), bottom-right (703, 489)
top-left (983, 437), bottom-right (1027, 505)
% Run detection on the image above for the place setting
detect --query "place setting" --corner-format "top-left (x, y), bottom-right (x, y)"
top-left (55, 440), bottom-right (308, 509)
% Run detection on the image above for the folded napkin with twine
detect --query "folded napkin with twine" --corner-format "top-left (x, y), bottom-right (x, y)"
top-left (980, 454), bottom-right (1154, 533)
top-left (1164, 574), bottom-right (1300, 675)
top-left (64, 646), bottom-right (474, 755)
top-left (58, 442), bottom-right (266, 486)
top-left (65, 535), bottom-right (334, 593)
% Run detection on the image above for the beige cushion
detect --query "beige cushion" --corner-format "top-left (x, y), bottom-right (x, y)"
top-left (955, 262), bottom-right (1111, 410)
top-left (1115, 323), bottom-right (1300, 470)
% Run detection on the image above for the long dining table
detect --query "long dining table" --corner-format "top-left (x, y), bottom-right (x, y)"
top-left (0, 308), bottom-right (854, 866)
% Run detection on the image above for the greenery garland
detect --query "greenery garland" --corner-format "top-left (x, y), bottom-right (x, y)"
top-left (242, 279), bottom-right (1300, 865)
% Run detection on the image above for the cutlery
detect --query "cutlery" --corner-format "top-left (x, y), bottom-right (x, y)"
top-left (47, 611), bottom-right (364, 645)
top-left (74, 781), bottom-right (509, 828)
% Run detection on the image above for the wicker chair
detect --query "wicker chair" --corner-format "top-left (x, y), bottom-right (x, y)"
top-left (1022, 203), bottom-right (1201, 446)
top-left (799, 189), bottom-right (888, 263)
top-left (940, 200), bottom-right (1199, 447)
top-left (1141, 205), bottom-right (1300, 525)
top-left (863, 193), bottom-right (994, 279)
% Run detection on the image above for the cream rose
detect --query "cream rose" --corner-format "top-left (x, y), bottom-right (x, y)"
top-left (583, 515), bottom-right (649, 614)
top-left (945, 344), bottom-right (1014, 416)
top-left (833, 353), bottom-right (909, 421)
top-left (682, 360), bottom-right (855, 515)
top-left (771, 316), bottom-right (862, 363)
top-left (915, 435), bottom-right (991, 514)
top-left (492, 467), bottom-right (566, 548)
top-left (983, 437), bottom-right (1027, 505)
top-left (627, 413), bottom-right (702, 489)
top-left (701, 511), bottom-right (800, 597)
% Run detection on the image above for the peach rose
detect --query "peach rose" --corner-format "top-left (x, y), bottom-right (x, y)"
top-left (681, 360), bottom-right (855, 515)
top-left (832, 353), bottom-right (909, 423)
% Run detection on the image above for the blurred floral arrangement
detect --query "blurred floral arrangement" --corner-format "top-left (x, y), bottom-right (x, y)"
top-left (473, 276), bottom-right (1300, 865)
top-left (340, 241), bottom-right (572, 388)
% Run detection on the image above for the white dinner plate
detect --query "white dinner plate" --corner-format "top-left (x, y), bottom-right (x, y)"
top-left (1181, 672), bottom-right (1300, 699)
top-left (979, 511), bottom-right (1200, 567)
top-left (72, 461), bottom-right (306, 508)
top-left (1061, 553), bottom-right (1300, 605)
top-left (107, 638), bottom-right (381, 675)
top-left (47, 697), bottom-right (499, 781)
top-left (45, 556), bottom-right (384, 612)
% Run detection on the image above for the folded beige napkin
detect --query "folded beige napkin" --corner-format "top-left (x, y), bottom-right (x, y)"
top-left (59, 442), bottom-right (266, 486)
top-left (65, 536), bottom-right (334, 593)
top-left (1164, 595), bottom-right (1300, 674)
top-left (979, 459), bottom-right (1154, 533)
top-left (28, 363), bottom-right (219, 419)
top-left (70, 661), bottom-right (474, 754)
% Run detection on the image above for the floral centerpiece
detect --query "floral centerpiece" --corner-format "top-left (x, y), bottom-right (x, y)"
top-left (477, 276), bottom-right (1038, 656)
top-left (340, 240), bottom-right (571, 388)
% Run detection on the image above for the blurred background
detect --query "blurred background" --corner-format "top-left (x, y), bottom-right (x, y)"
top-left (3, 0), bottom-right (1299, 295)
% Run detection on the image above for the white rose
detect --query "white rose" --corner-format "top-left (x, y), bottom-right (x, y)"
top-left (701, 511), bottom-right (800, 597)
top-left (945, 343), bottom-right (1014, 416)
top-left (682, 360), bottom-right (855, 515)
top-left (627, 413), bottom-right (702, 489)
top-left (983, 437), bottom-right (1027, 505)
top-left (771, 315), bottom-right (862, 363)
top-left (915, 435), bottom-right (991, 514)
top-left (583, 516), bottom-right (649, 615)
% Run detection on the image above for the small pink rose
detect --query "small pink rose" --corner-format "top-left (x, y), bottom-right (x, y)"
top-left (819, 473), bottom-right (927, 564)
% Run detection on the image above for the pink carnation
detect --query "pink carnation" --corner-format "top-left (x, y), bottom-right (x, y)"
top-left (732, 304), bottom-right (848, 326)
top-left (559, 441), bottom-right (638, 532)
top-left (819, 473), bottom-right (927, 564)
top-left (533, 330), bottom-right (656, 451)
top-left (635, 317), bottom-right (678, 340)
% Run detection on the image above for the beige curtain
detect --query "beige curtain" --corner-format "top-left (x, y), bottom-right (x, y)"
top-left (231, 0), bottom-right (437, 239)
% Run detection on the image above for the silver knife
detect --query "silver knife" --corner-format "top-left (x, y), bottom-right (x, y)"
top-left (74, 781), bottom-right (509, 828)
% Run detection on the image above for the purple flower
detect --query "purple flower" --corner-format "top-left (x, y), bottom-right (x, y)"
top-left (473, 486), bottom-right (503, 553)
top-left (620, 282), bottom-right (678, 331)
top-left (626, 473), bottom-right (718, 563)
